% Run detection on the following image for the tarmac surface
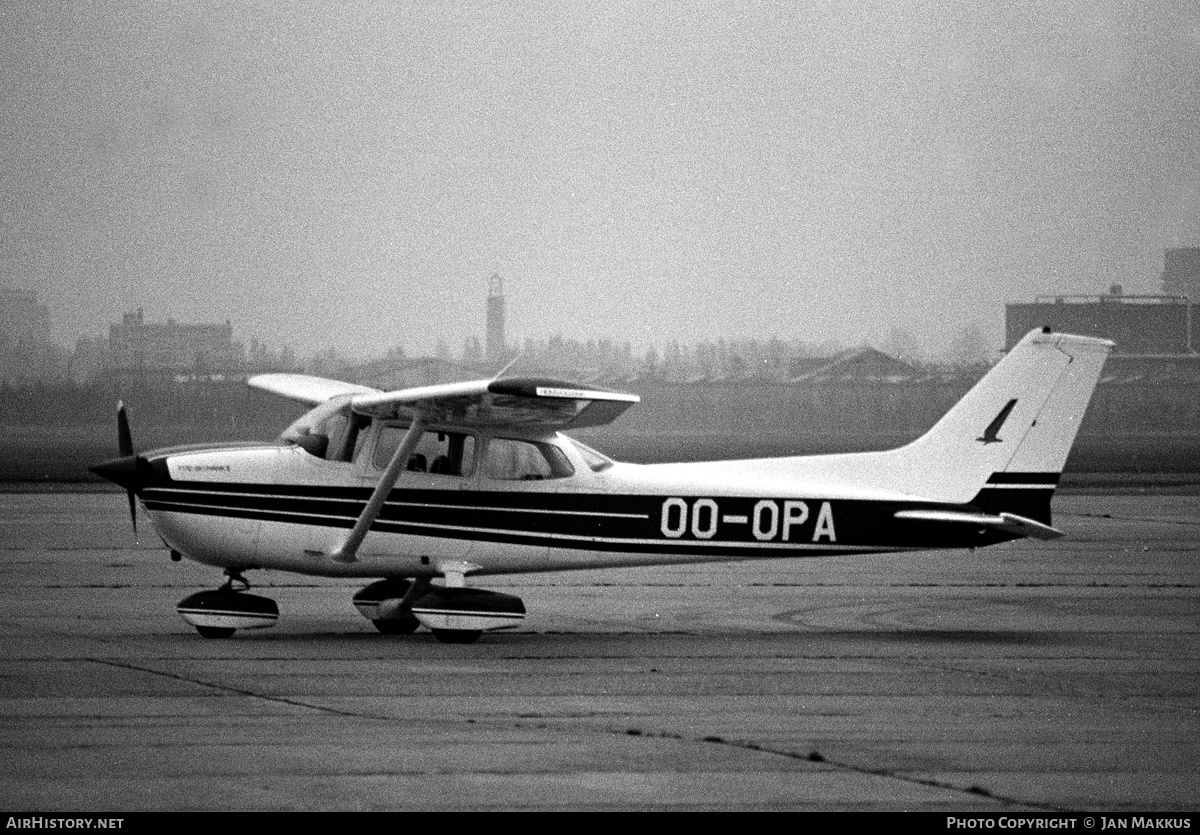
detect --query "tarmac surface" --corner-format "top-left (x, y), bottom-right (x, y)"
top-left (0, 489), bottom-right (1196, 812)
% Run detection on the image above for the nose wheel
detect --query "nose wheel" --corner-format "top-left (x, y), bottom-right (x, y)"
top-left (177, 570), bottom-right (279, 639)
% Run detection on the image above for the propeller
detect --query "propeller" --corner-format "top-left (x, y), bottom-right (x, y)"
top-left (89, 402), bottom-right (141, 540)
top-left (117, 402), bottom-right (138, 538)
top-left (117, 400), bottom-right (133, 458)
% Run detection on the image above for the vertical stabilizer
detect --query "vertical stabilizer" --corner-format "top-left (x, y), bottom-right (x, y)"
top-left (720, 329), bottom-right (1113, 507)
top-left (665, 329), bottom-right (1112, 515)
top-left (892, 329), bottom-right (1113, 503)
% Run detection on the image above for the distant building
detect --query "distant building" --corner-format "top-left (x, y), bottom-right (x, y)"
top-left (1161, 247), bottom-right (1200, 300)
top-left (789, 346), bottom-right (921, 384)
top-left (106, 308), bottom-right (246, 382)
top-left (69, 335), bottom-right (110, 384)
top-left (1006, 287), bottom-right (1195, 355)
top-left (0, 288), bottom-right (65, 383)
top-left (486, 274), bottom-right (507, 363)
top-left (0, 288), bottom-right (52, 350)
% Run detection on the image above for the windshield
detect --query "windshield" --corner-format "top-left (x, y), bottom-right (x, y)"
top-left (280, 399), bottom-right (356, 459)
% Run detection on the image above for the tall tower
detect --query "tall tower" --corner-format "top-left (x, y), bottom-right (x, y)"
top-left (486, 274), bottom-right (507, 362)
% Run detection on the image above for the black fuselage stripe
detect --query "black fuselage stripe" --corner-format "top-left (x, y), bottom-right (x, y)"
top-left (142, 499), bottom-right (923, 557)
top-left (147, 487), bottom-right (649, 519)
top-left (141, 482), bottom-right (1029, 554)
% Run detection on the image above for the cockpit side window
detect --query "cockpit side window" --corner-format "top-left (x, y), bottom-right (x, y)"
top-left (372, 425), bottom-right (476, 477)
top-left (282, 400), bottom-right (365, 462)
top-left (485, 438), bottom-right (575, 481)
top-left (326, 413), bottom-right (370, 462)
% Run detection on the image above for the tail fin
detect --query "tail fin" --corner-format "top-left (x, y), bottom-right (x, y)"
top-left (891, 328), bottom-right (1112, 513)
top-left (734, 329), bottom-right (1113, 514)
top-left (697, 328), bottom-right (1111, 524)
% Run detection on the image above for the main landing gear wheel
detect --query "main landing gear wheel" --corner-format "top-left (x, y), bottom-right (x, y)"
top-left (355, 581), bottom-right (524, 644)
top-left (431, 628), bottom-right (483, 644)
top-left (412, 587), bottom-right (526, 644)
top-left (353, 579), bottom-right (426, 635)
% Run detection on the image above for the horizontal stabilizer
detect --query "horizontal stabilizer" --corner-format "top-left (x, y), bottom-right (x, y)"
top-left (895, 509), bottom-right (1064, 540)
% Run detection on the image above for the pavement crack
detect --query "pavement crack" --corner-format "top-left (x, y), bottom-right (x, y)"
top-left (610, 724), bottom-right (1082, 812)
top-left (690, 735), bottom-right (1082, 813)
top-left (88, 658), bottom-right (393, 721)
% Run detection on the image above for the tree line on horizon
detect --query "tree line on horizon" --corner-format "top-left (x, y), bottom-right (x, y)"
top-left (3, 320), bottom-right (995, 388)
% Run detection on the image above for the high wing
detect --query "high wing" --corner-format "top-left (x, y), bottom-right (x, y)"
top-left (251, 373), bottom-right (640, 431)
top-left (349, 376), bottom-right (640, 431)
top-left (248, 373), bottom-right (382, 406)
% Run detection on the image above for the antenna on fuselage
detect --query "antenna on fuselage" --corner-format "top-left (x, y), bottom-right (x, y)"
top-left (492, 352), bottom-right (523, 379)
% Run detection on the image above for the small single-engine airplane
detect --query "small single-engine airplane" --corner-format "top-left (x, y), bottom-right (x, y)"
top-left (91, 328), bottom-right (1111, 643)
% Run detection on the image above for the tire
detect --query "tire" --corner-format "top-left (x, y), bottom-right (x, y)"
top-left (372, 615), bottom-right (420, 635)
top-left (195, 626), bottom-right (236, 639)
top-left (431, 629), bottom-right (482, 644)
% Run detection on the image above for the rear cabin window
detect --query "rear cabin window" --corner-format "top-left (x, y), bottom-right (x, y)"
top-left (372, 426), bottom-right (476, 477)
top-left (485, 438), bottom-right (575, 481)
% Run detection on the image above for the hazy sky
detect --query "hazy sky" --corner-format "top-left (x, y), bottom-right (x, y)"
top-left (3, 0), bottom-right (1198, 359)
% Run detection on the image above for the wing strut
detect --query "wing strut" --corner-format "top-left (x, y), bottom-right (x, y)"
top-left (327, 417), bottom-right (427, 564)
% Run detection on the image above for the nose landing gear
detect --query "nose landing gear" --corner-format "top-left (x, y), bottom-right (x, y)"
top-left (176, 570), bottom-right (279, 639)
